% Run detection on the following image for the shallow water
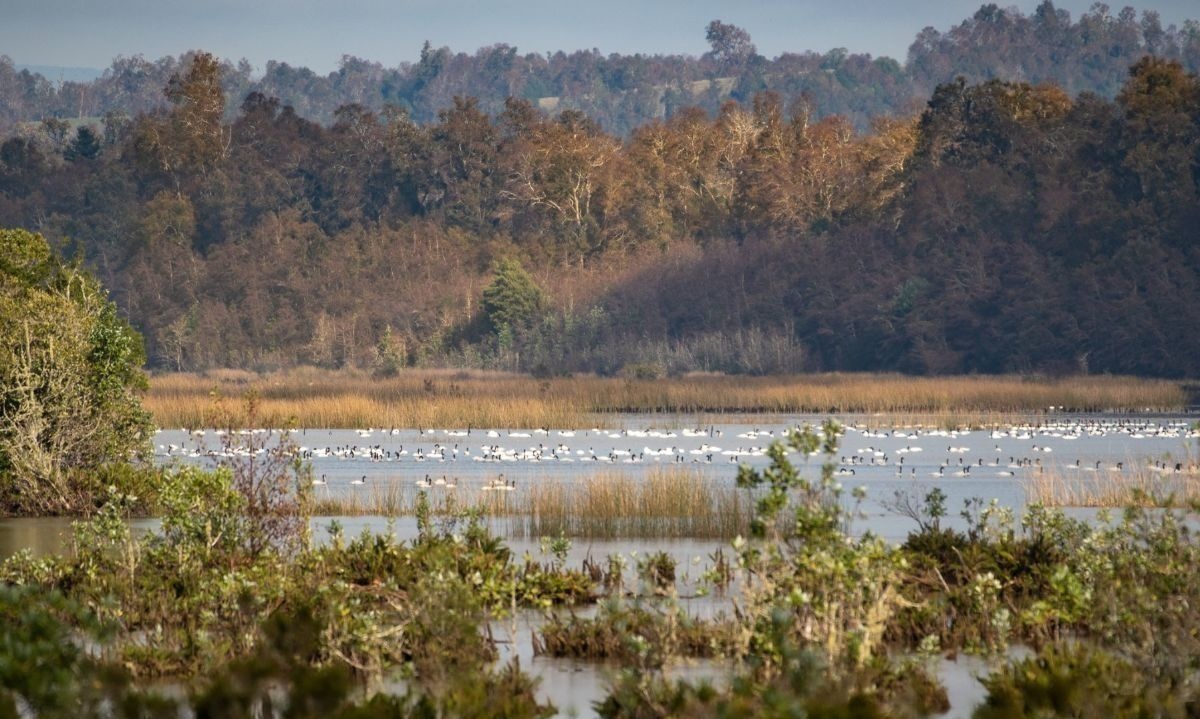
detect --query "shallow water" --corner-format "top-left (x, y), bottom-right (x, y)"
top-left (0, 513), bottom-right (1108, 718)
top-left (154, 413), bottom-right (1198, 538)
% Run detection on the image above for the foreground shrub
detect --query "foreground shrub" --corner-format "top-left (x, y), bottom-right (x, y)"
top-left (597, 636), bottom-right (947, 719)
top-left (734, 420), bottom-right (907, 672)
top-left (0, 227), bottom-right (152, 515)
top-left (974, 642), bottom-right (1200, 719)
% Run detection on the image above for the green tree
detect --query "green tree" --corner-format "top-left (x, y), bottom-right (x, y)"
top-left (64, 125), bottom-right (102, 161)
top-left (373, 324), bottom-right (407, 377)
top-left (481, 258), bottom-right (545, 335)
top-left (0, 228), bottom-right (152, 515)
top-left (705, 20), bottom-right (757, 73)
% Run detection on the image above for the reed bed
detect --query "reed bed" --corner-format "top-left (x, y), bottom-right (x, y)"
top-left (1024, 469), bottom-right (1200, 508)
top-left (309, 469), bottom-right (749, 539)
top-left (506, 469), bottom-right (749, 539)
top-left (148, 368), bottom-right (587, 429)
top-left (311, 480), bottom-right (424, 517)
top-left (144, 368), bottom-right (1187, 430)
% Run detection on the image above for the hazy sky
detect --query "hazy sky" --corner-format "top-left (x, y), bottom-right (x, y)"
top-left (4, 0), bottom-right (1197, 75)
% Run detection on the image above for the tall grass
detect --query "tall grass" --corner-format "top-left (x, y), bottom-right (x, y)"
top-left (1024, 469), bottom-right (1200, 508)
top-left (311, 480), bottom-right (422, 517)
top-left (309, 469), bottom-right (749, 539)
top-left (144, 368), bottom-right (1187, 430)
top-left (147, 367), bottom-right (588, 429)
top-left (507, 469), bottom-right (749, 539)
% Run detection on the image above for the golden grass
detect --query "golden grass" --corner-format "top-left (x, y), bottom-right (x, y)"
top-left (311, 481), bottom-right (422, 517)
top-left (144, 367), bottom-right (1188, 430)
top-left (508, 469), bottom-right (749, 539)
top-left (1024, 469), bottom-right (1200, 508)
top-left (309, 469), bottom-right (750, 539)
top-left (147, 368), bottom-right (588, 430)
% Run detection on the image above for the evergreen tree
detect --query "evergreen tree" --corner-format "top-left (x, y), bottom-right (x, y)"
top-left (481, 258), bottom-right (545, 335)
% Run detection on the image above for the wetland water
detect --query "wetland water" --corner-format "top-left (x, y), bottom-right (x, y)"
top-left (154, 413), bottom-right (1198, 537)
top-left (2, 413), bottom-right (1196, 718)
top-left (0, 514), bottom-right (1014, 718)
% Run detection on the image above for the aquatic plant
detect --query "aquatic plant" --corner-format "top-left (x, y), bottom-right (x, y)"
top-left (535, 598), bottom-right (739, 668)
top-left (1023, 467), bottom-right (1200, 508)
top-left (311, 469), bottom-right (751, 540)
top-left (733, 420), bottom-right (907, 673)
top-left (596, 622), bottom-right (948, 719)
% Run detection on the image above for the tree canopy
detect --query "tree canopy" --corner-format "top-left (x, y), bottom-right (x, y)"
top-left (1, 3), bottom-right (1197, 136)
top-left (1, 43), bottom-right (1199, 379)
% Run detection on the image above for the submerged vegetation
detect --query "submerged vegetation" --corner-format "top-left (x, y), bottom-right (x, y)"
top-left (144, 368), bottom-right (1188, 429)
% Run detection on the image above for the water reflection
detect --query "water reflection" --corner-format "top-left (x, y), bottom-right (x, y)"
top-left (0, 516), bottom-right (75, 559)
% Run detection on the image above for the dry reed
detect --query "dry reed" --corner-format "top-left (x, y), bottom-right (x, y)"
top-left (144, 368), bottom-right (1187, 430)
top-left (507, 468), bottom-right (749, 539)
top-left (311, 480), bottom-right (423, 516)
top-left (1023, 468), bottom-right (1200, 508)
top-left (309, 469), bottom-right (749, 539)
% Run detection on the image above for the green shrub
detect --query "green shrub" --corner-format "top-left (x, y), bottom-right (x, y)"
top-left (0, 228), bottom-right (152, 515)
top-left (974, 642), bottom-right (1198, 719)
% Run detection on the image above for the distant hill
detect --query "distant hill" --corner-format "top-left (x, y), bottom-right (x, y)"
top-left (16, 64), bottom-right (103, 84)
top-left (0, 1), bottom-right (1197, 134)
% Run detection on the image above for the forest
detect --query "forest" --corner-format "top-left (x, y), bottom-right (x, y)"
top-left (0, 2), bottom-right (1198, 377)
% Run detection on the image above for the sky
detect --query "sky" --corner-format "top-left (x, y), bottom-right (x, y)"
top-left (3, 0), bottom-right (1197, 76)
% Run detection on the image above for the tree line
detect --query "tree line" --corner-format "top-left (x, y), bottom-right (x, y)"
top-left (0, 47), bottom-right (1197, 377)
top-left (2, 1), bottom-right (1198, 135)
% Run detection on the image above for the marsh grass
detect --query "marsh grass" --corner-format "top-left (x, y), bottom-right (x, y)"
top-left (1024, 468), bottom-right (1200, 508)
top-left (148, 367), bottom-right (588, 430)
top-left (309, 469), bottom-right (749, 539)
top-left (145, 368), bottom-right (1186, 430)
top-left (508, 469), bottom-right (749, 539)
top-left (311, 480), bottom-right (425, 516)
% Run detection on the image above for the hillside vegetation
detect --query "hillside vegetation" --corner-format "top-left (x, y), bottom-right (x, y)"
top-left (1, 6), bottom-right (1198, 377)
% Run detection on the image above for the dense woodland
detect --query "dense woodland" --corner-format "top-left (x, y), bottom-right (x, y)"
top-left (1, 3), bottom-right (1199, 377)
